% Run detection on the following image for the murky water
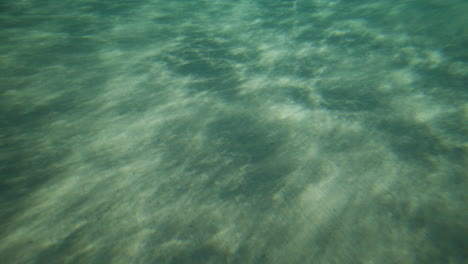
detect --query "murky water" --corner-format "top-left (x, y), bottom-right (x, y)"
top-left (1, 1), bottom-right (466, 263)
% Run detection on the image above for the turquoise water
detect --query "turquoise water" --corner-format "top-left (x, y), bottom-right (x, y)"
top-left (0, 0), bottom-right (466, 263)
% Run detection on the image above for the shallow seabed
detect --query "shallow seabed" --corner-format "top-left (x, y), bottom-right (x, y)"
top-left (0, 0), bottom-right (466, 263)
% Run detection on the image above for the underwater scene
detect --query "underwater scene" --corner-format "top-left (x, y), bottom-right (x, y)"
top-left (0, 0), bottom-right (467, 263)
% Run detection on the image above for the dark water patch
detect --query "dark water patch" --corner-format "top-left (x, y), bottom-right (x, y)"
top-left (287, 86), bottom-right (316, 109)
top-left (113, 35), bottom-right (156, 51)
top-left (414, 67), bottom-right (468, 99)
top-left (430, 111), bottom-right (467, 148)
top-left (36, 224), bottom-right (89, 264)
top-left (76, 1), bottom-right (142, 16)
top-left (156, 245), bottom-right (227, 264)
top-left (409, 201), bottom-right (468, 263)
top-left (318, 80), bottom-right (383, 112)
top-left (33, 222), bottom-right (120, 264)
top-left (163, 45), bottom-right (234, 79)
top-left (195, 113), bottom-right (293, 201)
top-left (178, 57), bottom-right (230, 78)
top-left (0, 65), bottom-right (39, 78)
top-left (2, 99), bottom-right (78, 129)
top-left (59, 18), bottom-right (112, 37)
top-left (45, 37), bottom-right (103, 55)
top-left (442, 41), bottom-right (468, 63)
top-left (325, 30), bottom-right (387, 54)
top-left (375, 118), bottom-right (458, 168)
top-left (294, 24), bottom-right (327, 44)
top-left (220, 159), bottom-right (294, 202)
top-left (205, 114), bottom-right (285, 164)
top-left (0, 143), bottom-right (69, 237)
top-left (159, 32), bottom-right (242, 98)
top-left (143, 211), bottom-right (229, 264)
top-left (0, 15), bottom-right (53, 29)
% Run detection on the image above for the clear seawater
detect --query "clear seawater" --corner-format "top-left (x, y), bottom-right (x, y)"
top-left (0, 1), bottom-right (466, 263)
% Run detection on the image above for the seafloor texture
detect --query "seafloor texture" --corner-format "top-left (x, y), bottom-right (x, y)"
top-left (0, 0), bottom-right (466, 263)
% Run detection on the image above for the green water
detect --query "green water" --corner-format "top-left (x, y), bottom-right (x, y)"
top-left (0, 0), bottom-right (466, 263)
